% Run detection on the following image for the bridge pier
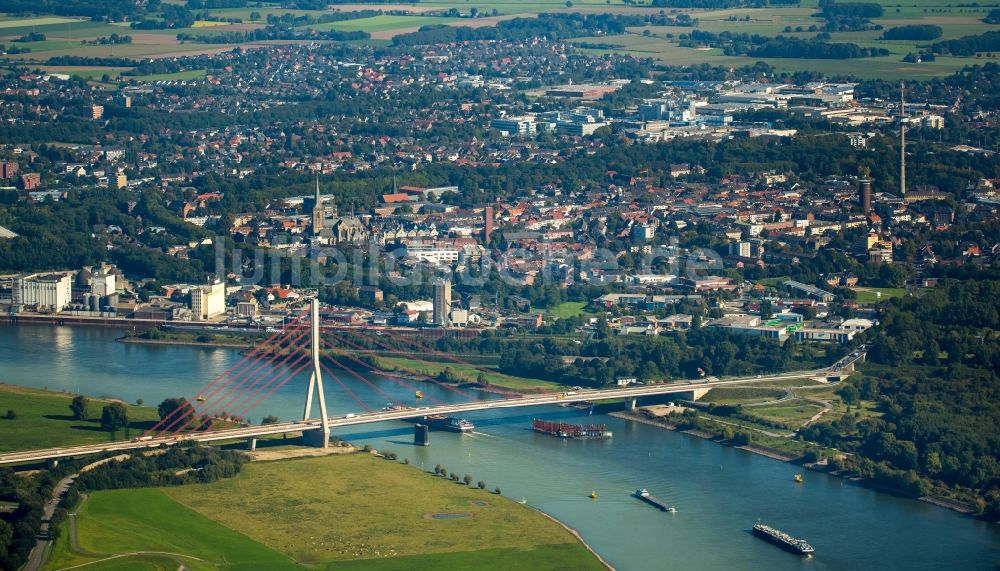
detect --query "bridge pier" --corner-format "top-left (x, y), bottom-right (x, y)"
top-left (628, 398), bottom-right (637, 411)
top-left (46, 458), bottom-right (59, 469)
top-left (414, 424), bottom-right (429, 446)
top-left (246, 437), bottom-right (257, 451)
top-left (302, 428), bottom-right (329, 448)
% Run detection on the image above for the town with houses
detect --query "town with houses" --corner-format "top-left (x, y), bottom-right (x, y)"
top-left (1, 40), bottom-right (999, 353)
top-left (0, 2), bottom-right (1000, 569)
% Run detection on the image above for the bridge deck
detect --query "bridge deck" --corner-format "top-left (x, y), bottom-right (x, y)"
top-left (0, 362), bottom-right (862, 466)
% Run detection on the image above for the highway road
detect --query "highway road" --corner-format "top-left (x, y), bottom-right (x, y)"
top-left (0, 355), bottom-right (864, 466)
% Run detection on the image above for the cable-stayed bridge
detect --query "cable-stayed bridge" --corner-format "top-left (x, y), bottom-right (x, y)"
top-left (0, 300), bottom-right (860, 465)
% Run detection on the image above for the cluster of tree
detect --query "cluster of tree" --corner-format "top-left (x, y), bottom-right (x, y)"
top-left (73, 445), bottom-right (248, 491)
top-left (282, 0), bottom-right (405, 6)
top-left (392, 13), bottom-right (663, 46)
top-left (187, 0), bottom-right (246, 7)
top-left (491, 327), bottom-right (808, 387)
top-left (87, 33), bottom-right (133, 45)
top-left (882, 24), bottom-right (942, 41)
top-left (12, 31), bottom-right (45, 42)
top-left (0, 468), bottom-right (55, 570)
top-left (131, 4), bottom-right (195, 30)
top-left (642, 0), bottom-right (797, 7)
top-left (747, 37), bottom-right (889, 58)
top-left (1, 43), bottom-right (31, 54)
top-left (44, 55), bottom-right (136, 67)
top-left (0, 0), bottom-right (157, 21)
top-left (984, 8), bottom-right (1000, 24)
top-left (817, 0), bottom-right (884, 31)
top-left (178, 25), bottom-right (369, 44)
top-left (902, 51), bottom-right (935, 63)
top-left (680, 30), bottom-right (888, 59)
top-left (800, 280), bottom-right (1000, 514)
top-left (929, 30), bottom-right (1000, 57)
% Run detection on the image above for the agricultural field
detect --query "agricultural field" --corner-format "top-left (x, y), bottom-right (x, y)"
top-left (306, 15), bottom-right (463, 33)
top-left (50, 454), bottom-right (603, 570)
top-left (1, 0), bottom-right (996, 77)
top-left (0, 383), bottom-right (159, 452)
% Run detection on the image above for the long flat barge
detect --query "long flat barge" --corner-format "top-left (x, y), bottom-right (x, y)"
top-left (752, 522), bottom-right (814, 555)
top-left (532, 419), bottom-right (612, 439)
top-left (633, 488), bottom-right (676, 512)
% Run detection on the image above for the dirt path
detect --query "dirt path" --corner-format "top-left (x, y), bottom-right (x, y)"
top-left (54, 551), bottom-right (203, 571)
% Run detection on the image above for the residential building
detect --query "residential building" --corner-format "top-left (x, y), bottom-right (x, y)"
top-left (20, 173), bottom-right (40, 190)
top-left (0, 161), bottom-right (17, 179)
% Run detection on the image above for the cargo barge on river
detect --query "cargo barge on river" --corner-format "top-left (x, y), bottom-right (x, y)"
top-left (752, 522), bottom-right (814, 555)
top-left (532, 419), bottom-right (612, 439)
top-left (633, 488), bottom-right (677, 512)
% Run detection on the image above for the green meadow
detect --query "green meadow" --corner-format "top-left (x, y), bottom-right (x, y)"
top-left (0, 383), bottom-right (158, 452)
top-left (50, 454), bottom-right (603, 570)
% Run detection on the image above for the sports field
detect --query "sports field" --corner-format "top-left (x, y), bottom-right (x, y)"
top-left (50, 453), bottom-right (603, 570)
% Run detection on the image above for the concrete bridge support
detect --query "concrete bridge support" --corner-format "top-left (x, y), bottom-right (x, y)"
top-left (302, 428), bottom-right (329, 448)
top-left (302, 299), bottom-right (330, 448)
top-left (46, 458), bottom-right (59, 469)
top-left (246, 437), bottom-right (257, 451)
top-left (628, 398), bottom-right (637, 411)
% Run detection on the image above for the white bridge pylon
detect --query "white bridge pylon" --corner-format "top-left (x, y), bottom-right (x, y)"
top-left (301, 298), bottom-right (330, 447)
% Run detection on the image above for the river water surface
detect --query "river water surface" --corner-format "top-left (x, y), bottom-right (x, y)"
top-left (1, 324), bottom-right (997, 570)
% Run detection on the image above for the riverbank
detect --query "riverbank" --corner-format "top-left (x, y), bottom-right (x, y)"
top-left (0, 383), bottom-right (160, 453)
top-left (609, 409), bottom-right (986, 520)
top-left (373, 354), bottom-right (563, 393)
top-left (116, 335), bottom-right (251, 349)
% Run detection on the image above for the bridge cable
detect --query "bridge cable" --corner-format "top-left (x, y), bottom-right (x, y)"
top-left (158, 326), bottom-right (314, 435)
top-left (140, 312), bottom-right (310, 437)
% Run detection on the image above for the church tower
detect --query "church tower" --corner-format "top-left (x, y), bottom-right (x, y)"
top-left (312, 176), bottom-right (324, 234)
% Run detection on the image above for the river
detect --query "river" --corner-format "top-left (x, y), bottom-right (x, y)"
top-left (1, 324), bottom-right (997, 570)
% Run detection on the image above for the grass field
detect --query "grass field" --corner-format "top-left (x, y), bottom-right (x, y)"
top-left (701, 387), bottom-right (787, 404)
top-left (49, 487), bottom-right (298, 571)
top-left (50, 455), bottom-right (602, 569)
top-left (750, 401), bottom-right (826, 425)
top-left (0, 383), bottom-right (159, 452)
top-left (0, 16), bottom-right (79, 28)
top-left (165, 454), bottom-right (602, 567)
top-left (375, 355), bottom-right (563, 391)
top-left (852, 287), bottom-right (906, 304)
top-left (130, 68), bottom-right (209, 82)
top-left (544, 301), bottom-right (595, 320)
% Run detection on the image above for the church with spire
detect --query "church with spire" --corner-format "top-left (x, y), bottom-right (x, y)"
top-left (309, 177), bottom-right (368, 245)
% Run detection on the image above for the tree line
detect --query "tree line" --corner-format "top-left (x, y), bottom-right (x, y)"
top-left (930, 30), bottom-right (1000, 57)
top-left (392, 13), bottom-right (662, 46)
top-left (800, 279), bottom-right (1000, 515)
top-left (681, 29), bottom-right (889, 59)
